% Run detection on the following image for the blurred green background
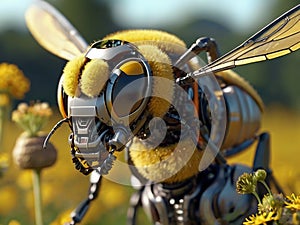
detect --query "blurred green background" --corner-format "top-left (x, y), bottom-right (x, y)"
top-left (0, 0), bottom-right (300, 224)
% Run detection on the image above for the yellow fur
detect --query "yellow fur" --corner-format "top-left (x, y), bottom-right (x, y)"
top-left (138, 45), bottom-right (174, 117)
top-left (103, 29), bottom-right (186, 55)
top-left (63, 54), bottom-right (85, 97)
top-left (80, 59), bottom-right (109, 97)
top-left (129, 137), bottom-right (203, 183)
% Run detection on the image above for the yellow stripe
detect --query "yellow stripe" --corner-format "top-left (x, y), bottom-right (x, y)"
top-left (291, 42), bottom-right (300, 51)
top-left (209, 61), bottom-right (234, 73)
top-left (266, 49), bottom-right (291, 59)
top-left (235, 55), bottom-right (266, 66)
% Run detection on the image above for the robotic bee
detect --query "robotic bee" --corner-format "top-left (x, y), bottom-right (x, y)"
top-left (25, 1), bottom-right (300, 224)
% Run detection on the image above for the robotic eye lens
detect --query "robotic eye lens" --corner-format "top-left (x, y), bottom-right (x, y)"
top-left (91, 39), bottom-right (126, 49)
top-left (119, 61), bottom-right (145, 76)
top-left (111, 61), bottom-right (149, 117)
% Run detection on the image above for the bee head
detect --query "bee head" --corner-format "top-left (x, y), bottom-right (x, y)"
top-left (56, 39), bottom-right (175, 171)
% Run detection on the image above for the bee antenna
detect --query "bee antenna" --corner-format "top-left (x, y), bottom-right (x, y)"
top-left (43, 117), bottom-right (70, 149)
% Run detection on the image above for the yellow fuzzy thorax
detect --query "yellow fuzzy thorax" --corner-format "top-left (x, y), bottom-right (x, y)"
top-left (129, 137), bottom-right (203, 183)
top-left (103, 29), bottom-right (187, 54)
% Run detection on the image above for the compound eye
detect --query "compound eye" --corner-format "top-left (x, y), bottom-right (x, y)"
top-left (110, 61), bottom-right (150, 118)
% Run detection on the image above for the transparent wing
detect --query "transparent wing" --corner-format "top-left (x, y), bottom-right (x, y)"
top-left (192, 4), bottom-right (300, 78)
top-left (25, 0), bottom-right (88, 60)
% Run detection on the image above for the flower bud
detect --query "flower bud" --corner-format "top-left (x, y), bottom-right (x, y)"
top-left (254, 169), bottom-right (267, 182)
top-left (13, 133), bottom-right (57, 170)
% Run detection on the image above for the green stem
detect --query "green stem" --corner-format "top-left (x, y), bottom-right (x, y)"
top-left (252, 191), bottom-right (262, 205)
top-left (32, 169), bottom-right (43, 225)
top-left (0, 97), bottom-right (11, 152)
top-left (0, 106), bottom-right (4, 151)
top-left (260, 180), bottom-right (272, 195)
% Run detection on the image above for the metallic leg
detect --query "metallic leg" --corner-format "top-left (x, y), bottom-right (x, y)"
top-left (66, 170), bottom-right (102, 225)
top-left (253, 132), bottom-right (283, 193)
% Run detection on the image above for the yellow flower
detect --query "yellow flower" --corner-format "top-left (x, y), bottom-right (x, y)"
top-left (0, 93), bottom-right (10, 107)
top-left (243, 211), bottom-right (279, 225)
top-left (258, 193), bottom-right (284, 214)
top-left (8, 220), bottom-right (21, 225)
top-left (0, 153), bottom-right (9, 165)
top-left (16, 170), bottom-right (32, 190)
top-left (292, 212), bottom-right (300, 224)
top-left (0, 186), bottom-right (18, 215)
top-left (285, 193), bottom-right (300, 210)
top-left (0, 153), bottom-right (9, 177)
top-left (0, 63), bottom-right (30, 99)
top-left (100, 180), bottom-right (128, 209)
top-left (49, 209), bottom-right (73, 225)
top-left (12, 101), bottom-right (53, 137)
top-left (236, 172), bottom-right (257, 194)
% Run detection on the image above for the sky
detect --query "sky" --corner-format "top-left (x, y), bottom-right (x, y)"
top-left (0, 0), bottom-right (277, 33)
top-left (0, 0), bottom-right (31, 30)
top-left (111, 0), bottom-right (275, 31)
